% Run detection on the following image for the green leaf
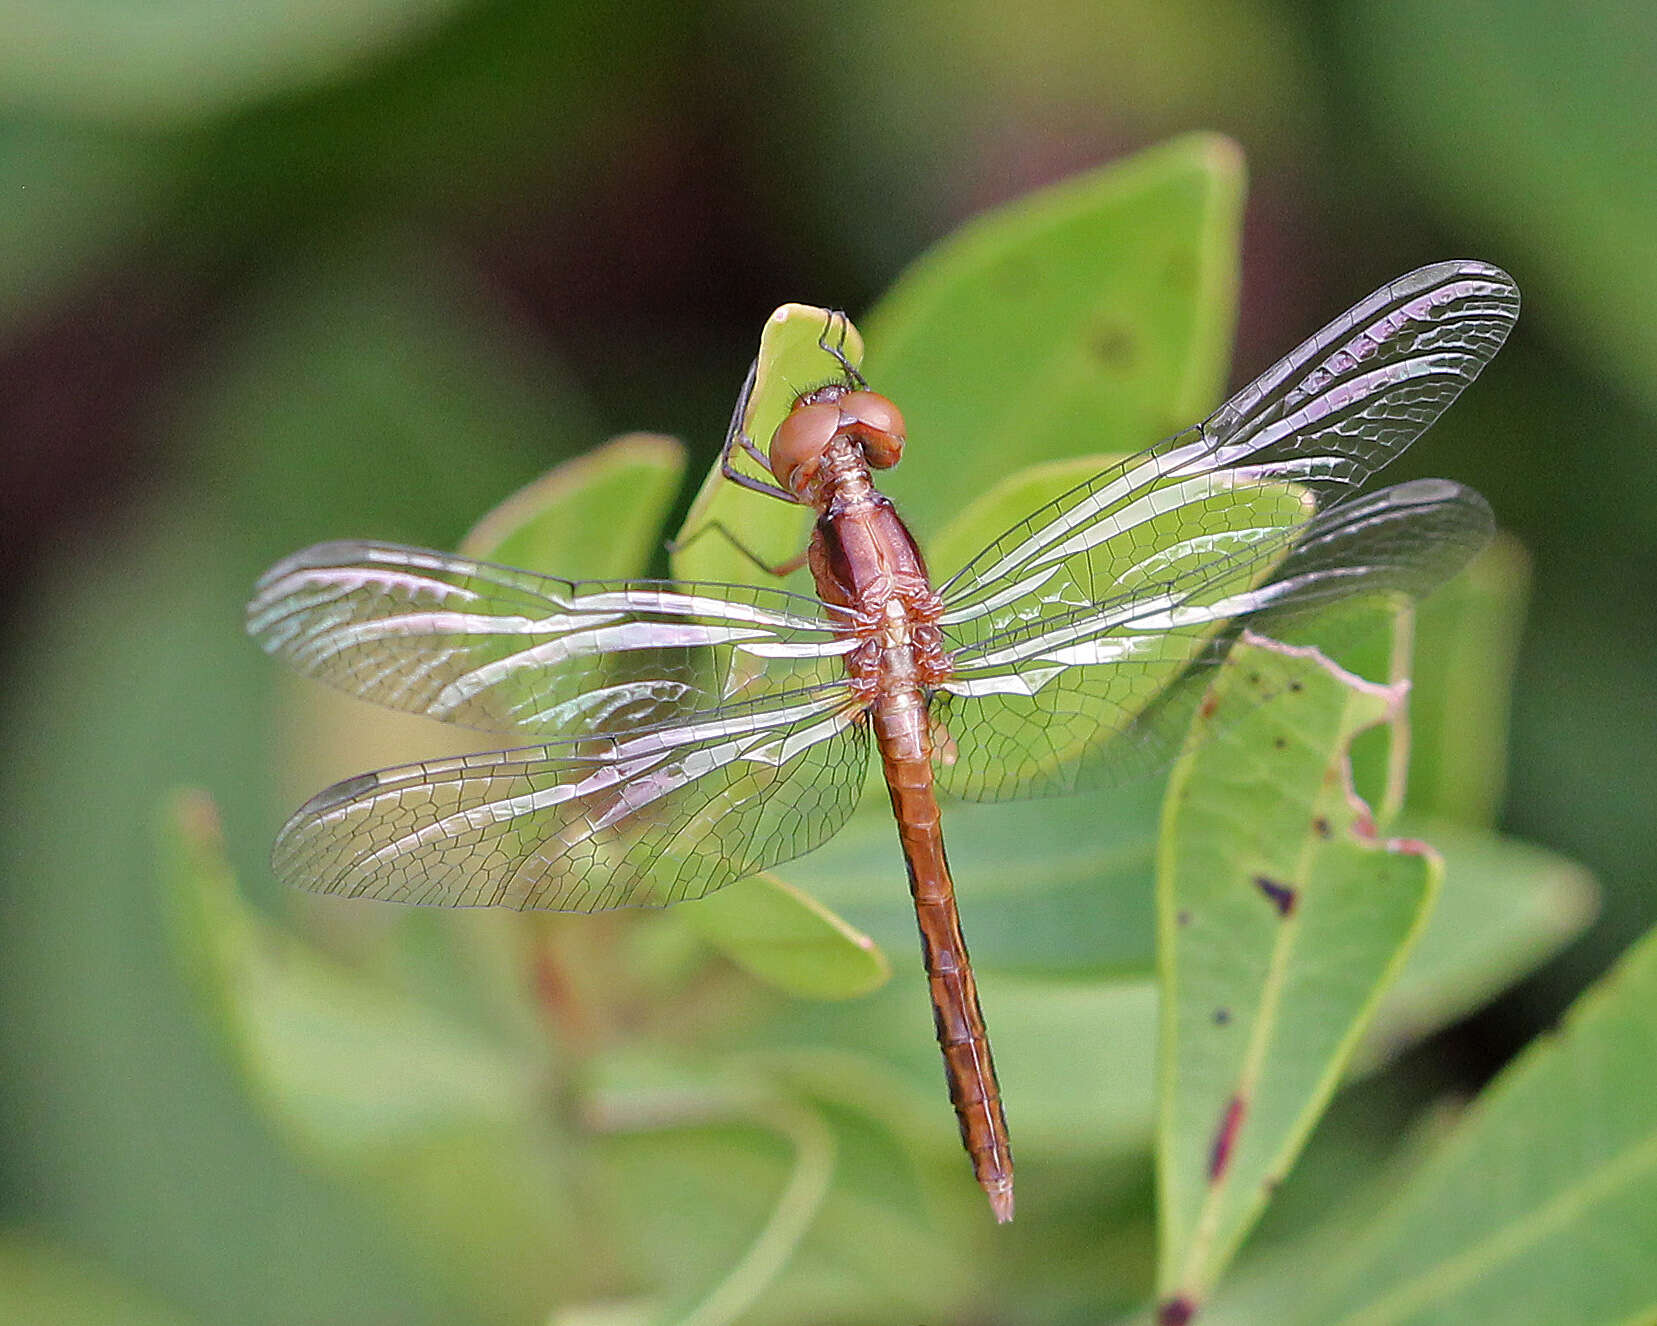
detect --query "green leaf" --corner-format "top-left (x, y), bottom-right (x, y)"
top-left (672, 302), bottom-right (863, 591)
top-left (1155, 636), bottom-right (1440, 1312)
top-left (667, 139), bottom-right (1247, 1010)
top-left (0, 120), bottom-right (175, 328)
top-left (157, 789), bottom-right (605, 1323)
top-left (861, 132), bottom-right (1244, 548)
top-left (754, 953), bottom-right (1164, 1164)
top-left (667, 311), bottom-right (916, 996)
top-left (588, 1053), bottom-right (978, 1325)
top-left (312, 427), bottom-right (687, 856)
top-left (927, 453), bottom-right (1125, 582)
top-left (783, 817), bottom-right (1590, 1178)
top-left (1286, 920), bottom-right (1657, 1326)
top-left (1356, 821), bottom-right (1596, 1071)
top-left (681, 873), bottom-right (891, 1001)
top-left (253, 242), bottom-right (615, 811)
top-left (460, 431), bottom-right (685, 577)
top-left (793, 797), bottom-right (1591, 1015)
top-left (935, 452), bottom-right (1312, 796)
top-left (0, 1234), bottom-right (193, 1326)
top-left (1154, 1085), bottom-right (1467, 1326)
top-left (1402, 535), bottom-right (1532, 827)
top-left (162, 788), bottom-right (969, 1323)
top-left (585, 1080), bottom-right (839, 1326)
top-left (163, 791), bottom-right (537, 1147)
top-left (787, 784), bottom-right (1162, 978)
top-left (191, 234), bottom-right (598, 560)
top-left (1344, 0), bottom-right (1657, 417)
top-left (0, 0), bottom-right (466, 124)
top-left (671, 133), bottom-right (1244, 589)
top-left (989, 975), bottom-right (1162, 1158)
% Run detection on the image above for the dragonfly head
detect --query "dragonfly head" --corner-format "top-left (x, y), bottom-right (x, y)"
top-left (769, 385), bottom-right (908, 498)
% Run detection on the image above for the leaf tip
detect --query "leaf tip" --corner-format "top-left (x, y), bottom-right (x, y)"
top-left (1190, 129), bottom-right (1245, 179)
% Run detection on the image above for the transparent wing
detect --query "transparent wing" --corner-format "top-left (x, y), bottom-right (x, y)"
top-left (937, 261), bottom-right (1518, 640)
top-left (926, 259), bottom-right (1515, 802)
top-left (273, 684), bottom-right (870, 909)
top-left (933, 479), bottom-right (1494, 801)
top-left (247, 541), bottom-right (854, 737)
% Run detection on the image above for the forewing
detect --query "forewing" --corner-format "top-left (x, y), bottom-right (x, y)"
top-left (933, 480), bottom-right (1494, 801)
top-left (247, 541), bottom-right (853, 736)
top-left (927, 259), bottom-right (1515, 802)
top-left (937, 260), bottom-right (1518, 640)
top-left (272, 684), bottom-right (870, 909)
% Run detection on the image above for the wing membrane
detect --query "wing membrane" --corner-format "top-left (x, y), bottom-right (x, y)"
top-left (927, 260), bottom-right (1515, 801)
top-left (934, 477), bottom-right (1494, 801)
top-left (273, 684), bottom-right (870, 909)
top-left (938, 261), bottom-right (1518, 639)
top-left (253, 262), bottom-right (1516, 899)
top-left (247, 541), bottom-right (853, 737)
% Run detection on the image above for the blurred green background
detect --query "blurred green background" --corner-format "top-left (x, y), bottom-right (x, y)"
top-left (2, 1), bottom-right (1654, 1322)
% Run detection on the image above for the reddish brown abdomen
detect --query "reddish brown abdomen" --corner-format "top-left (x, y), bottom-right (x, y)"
top-left (872, 687), bottom-right (1015, 1222)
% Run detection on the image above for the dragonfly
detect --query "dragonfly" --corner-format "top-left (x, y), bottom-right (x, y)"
top-left (247, 260), bottom-right (1519, 1223)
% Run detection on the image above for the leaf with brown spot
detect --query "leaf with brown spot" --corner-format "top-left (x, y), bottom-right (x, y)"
top-left (1155, 632), bottom-right (1439, 1305)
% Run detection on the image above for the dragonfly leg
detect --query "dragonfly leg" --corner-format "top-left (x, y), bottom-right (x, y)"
top-left (712, 355), bottom-right (796, 501)
top-left (666, 520), bottom-right (810, 578)
top-left (817, 310), bottom-right (868, 389)
top-left (719, 443), bottom-right (796, 504)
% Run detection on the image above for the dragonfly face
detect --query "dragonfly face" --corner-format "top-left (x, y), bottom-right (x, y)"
top-left (768, 385), bottom-right (907, 500)
top-left (248, 259), bottom-right (1520, 1221)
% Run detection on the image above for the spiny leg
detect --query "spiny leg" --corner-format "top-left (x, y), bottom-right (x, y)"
top-left (665, 519), bottom-right (810, 578)
top-left (818, 310), bottom-right (868, 389)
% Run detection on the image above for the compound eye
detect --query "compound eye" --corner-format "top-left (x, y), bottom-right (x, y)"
top-left (839, 390), bottom-right (906, 468)
top-left (769, 400), bottom-right (841, 494)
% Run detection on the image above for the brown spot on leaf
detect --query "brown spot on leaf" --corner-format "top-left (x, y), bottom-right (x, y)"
top-left (1254, 875), bottom-right (1298, 916)
top-left (1157, 1296), bottom-right (1198, 1325)
top-left (1208, 1095), bottom-right (1247, 1181)
top-left (1177, 909), bottom-right (1192, 927)
top-left (1089, 321), bottom-right (1138, 371)
top-left (1213, 1007), bottom-right (1231, 1025)
top-left (1312, 816), bottom-right (1331, 838)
